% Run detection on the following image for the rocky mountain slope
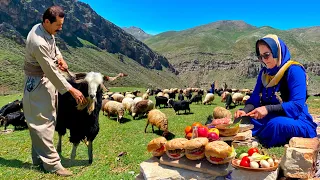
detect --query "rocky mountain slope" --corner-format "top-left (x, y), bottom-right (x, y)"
top-left (123, 26), bottom-right (152, 41)
top-left (0, 0), bottom-right (184, 94)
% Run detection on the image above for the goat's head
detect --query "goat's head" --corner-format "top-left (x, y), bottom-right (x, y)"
top-left (75, 72), bottom-right (104, 114)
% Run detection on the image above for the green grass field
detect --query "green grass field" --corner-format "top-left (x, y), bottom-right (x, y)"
top-left (0, 88), bottom-right (319, 179)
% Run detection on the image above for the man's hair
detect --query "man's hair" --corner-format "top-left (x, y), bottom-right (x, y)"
top-left (42, 5), bottom-right (65, 23)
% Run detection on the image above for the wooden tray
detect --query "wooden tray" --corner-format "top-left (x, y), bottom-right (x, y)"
top-left (159, 154), bottom-right (230, 176)
top-left (231, 159), bottom-right (279, 172)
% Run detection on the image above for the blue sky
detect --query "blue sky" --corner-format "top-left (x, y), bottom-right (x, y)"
top-left (79, 0), bottom-right (319, 35)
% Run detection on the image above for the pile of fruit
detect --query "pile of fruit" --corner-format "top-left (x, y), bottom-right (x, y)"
top-left (184, 122), bottom-right (220, 142)
top-left (234, 147), bottom-right (279, 169)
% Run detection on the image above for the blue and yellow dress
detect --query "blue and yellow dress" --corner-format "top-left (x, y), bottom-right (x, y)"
top-left (244, 34), bottom-right (317, 148)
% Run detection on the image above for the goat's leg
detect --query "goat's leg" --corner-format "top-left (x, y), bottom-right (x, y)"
top-left (87, 141), bottom-right (93, 164)
top-left (71, 143), bottom-right (79, 161)
top-left (152, 125), bottom-right (155, 133)
top-left (57, 134), bottom-right (62, 153)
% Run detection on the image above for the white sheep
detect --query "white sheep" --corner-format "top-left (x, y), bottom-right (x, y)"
top-left (125, 93), bottom-right (135, 99)
top-left (102, 101), bottom-right (124, 123)
top-left (145, 109), bottom-right (168, 137)
top-left (142, 93), bottom-right (149, 100)
top-left (232, 92), bottom-right (244, 105)
top-left (163, 93), bottom-right (170, 99)
top-left (242, 95), bottom-right (250, 104)
top-left (156, 92), bottom-right (164, 97)
top-left (203, 93), bottom-right (214, 105)
top-left (133, 97), bottom-right (143, 105)
top-left (163, 89), bottom-right (170, 94)
top-left (122, 97), bottom-right (134, 114)
top-left (111, 93), bottom-right (124, 103)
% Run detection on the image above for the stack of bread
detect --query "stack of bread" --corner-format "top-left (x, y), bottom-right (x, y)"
top-left (147, 137), bottom-right (236, 164)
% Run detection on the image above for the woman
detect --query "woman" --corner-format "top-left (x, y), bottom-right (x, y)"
top-left (234, 34), bottom-right (317, 148)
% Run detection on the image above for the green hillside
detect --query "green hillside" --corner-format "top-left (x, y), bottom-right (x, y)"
top-left (0, 36), bottom-right (186, 95)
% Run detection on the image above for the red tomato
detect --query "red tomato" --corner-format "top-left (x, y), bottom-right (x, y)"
top-left (247, 148), bottom-right (259, 156)
top-left (240, 159), bottom-right (250, 167)
top-left (198, 127), bottom-right (209, 137)
top-left (241, 156), bottom-right (250, 163)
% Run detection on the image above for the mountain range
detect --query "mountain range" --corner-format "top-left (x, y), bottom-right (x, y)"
top-left (0, 0), bottom-right (320, 94)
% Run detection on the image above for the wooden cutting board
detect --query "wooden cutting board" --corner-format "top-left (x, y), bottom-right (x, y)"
top-left (159, 154), bottom-right (230, 176)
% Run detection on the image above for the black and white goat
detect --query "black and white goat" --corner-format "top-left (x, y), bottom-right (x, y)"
top-left (56, 71), bottom-right (126, 164)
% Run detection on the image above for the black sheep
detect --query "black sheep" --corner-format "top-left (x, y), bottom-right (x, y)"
top-left (189, 94), bottom-right (202, 104)
top-left (168, 99), bottom-right (190, 115)
top-left (1, 111), bottom-right (27, 130)
top-left (178, 93), bottom-right (184, 101)
top-left (56, 72), bottom-right (103, 164)
top-left (185, 91), bottom-right (192, 100)
top-left (0, 99), bottom-right (23, 117)
top-left (155, 96), bottom-right (168, 108)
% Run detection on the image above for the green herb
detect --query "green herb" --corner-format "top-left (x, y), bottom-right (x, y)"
top-left (227, 119), bottom-right (242, 128)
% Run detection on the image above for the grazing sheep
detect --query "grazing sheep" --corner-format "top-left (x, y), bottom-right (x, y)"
top-left (122, 97), bottom-right (134, 114)
top-left (103, 101), bottom-right (125, 122)
top-left (189, 94), bottom-right (202, 104)
top-left (163, 89), bottom-right (170, 94)
top-left (155, 96), bottom-right (169, 108)
top-left (163, 93), bottom-right (170, 99)
top-left (156, 92), bottom-right (164, 97)
top-left (111, 93), bottom-right (125, 103)
top-left (203, 93), bottom-right (214, 105)
top-left (185, 91), bottom-right (192, 100)
top-left (168, 99), bottom-right (190, 115)
top-left (178, 93), bottom-right (184, 101)
top-left (101, 99), bottom-right (111, 111)
top-left (242, 95), bottom-right (250, 104)
top-left (131, 100), bottom-right (154, 119)
top-left (212, 106), bottom-right (232, 119)
top-left (125, 93), bottom-right (135, 99)
top-left (133, 97), bottom-right (143, 105)
top-left (142, 93), bottom-right (149, 100)
top-left (145, 109), bottom-right (168, 136)
top-left (232, 92), bottom-right (244, 105)
top-left (0, 111), bottom-right (27, 130)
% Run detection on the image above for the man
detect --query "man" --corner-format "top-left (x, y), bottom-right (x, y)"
top-left (23, 5), bottom-right (86, 176)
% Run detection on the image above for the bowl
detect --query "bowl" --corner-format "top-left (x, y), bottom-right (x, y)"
top-left (215, 124), bottom-right (240, 137)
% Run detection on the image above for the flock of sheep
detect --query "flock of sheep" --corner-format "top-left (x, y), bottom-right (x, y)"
top-left (100, 87), bottom-right (253, 137)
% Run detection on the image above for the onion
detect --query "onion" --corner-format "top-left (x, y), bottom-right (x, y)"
top-left (260, 160), bottom-right (270, 168)
top-left (235, 159), bottom-right (241, 166)
top-left (250, 161), bottom-right (259, 168)
top-left (267, 158), bottom-right (274, 167)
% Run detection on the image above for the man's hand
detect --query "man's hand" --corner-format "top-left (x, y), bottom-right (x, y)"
top-left (69, 87), bottom-right (87, 105)
top-left (245, 106), bottom-right (268, 119)
top-left (105, 73), bottom-right (128, 81)
top-left (234, 110), bottom-right (246, 118)
top-left (57, 58), bottom-right (68, 71)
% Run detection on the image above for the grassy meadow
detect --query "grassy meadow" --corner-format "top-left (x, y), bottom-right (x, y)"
top-left (0, 88), bottom-right (320, 179)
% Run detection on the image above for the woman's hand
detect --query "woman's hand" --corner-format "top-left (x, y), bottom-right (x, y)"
top-left (246, 106), bottom-right (268, 119)
top-left (234, 110), bottom-right (246, 118)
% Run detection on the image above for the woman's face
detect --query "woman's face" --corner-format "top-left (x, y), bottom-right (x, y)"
top-left (258, 44), bottom-right (277, 69)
